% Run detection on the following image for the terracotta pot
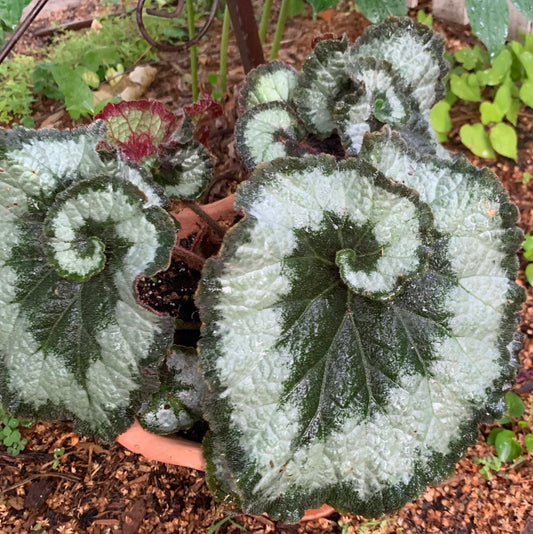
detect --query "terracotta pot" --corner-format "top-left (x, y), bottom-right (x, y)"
top-left (118, 197), bottom-right (335, 522)
top-left (117, 421), bottom-right (334, 522)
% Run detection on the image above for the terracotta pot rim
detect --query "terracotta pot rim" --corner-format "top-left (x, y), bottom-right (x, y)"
top-left (117, 420), bottom-right (334, 522)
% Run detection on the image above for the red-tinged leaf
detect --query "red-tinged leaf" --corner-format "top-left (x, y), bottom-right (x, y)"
top-left (183, 94), bottom-right (223, 148)
top-left (95, 100), bottom-right (179, 161)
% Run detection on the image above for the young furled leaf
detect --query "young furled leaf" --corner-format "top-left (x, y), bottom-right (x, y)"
top-left (0, 125), bottom-right (176, 442)
top-left (235, 102), bottom-right (305, 169)
top-left (96, 100), bottom-right (214, 201)
top-left (351, 17), bottom-right (448, 114)
top-left (198, 132), bottom-right (524, 521)
top-left (292, 36), bottom-right (352, 137)
top-left (151, 140), bottom-right (214, 201)
top-left (239, 61), bottom-right (299, 112)
top-left (235, 18), bottom-right (448, 169)
top-left (138, 346), bottom-right (208, 434)
top-left (335, 57), bottom-right (414, 154)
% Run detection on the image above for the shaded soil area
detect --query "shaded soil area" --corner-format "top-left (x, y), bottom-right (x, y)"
top-left (1, 1), bottom-right (533, 533)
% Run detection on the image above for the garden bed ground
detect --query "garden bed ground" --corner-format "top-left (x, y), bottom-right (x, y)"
top-left (0, 1), bottom-right (532, 533)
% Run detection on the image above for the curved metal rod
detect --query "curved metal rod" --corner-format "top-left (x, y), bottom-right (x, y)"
top-left (136, 0), bottom-right (220, 52)
top-left (0, 0), bottom-right (50, 66)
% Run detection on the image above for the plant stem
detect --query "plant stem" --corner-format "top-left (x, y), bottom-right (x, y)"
top-left (183, 200), bottom-right (227, 237)
top-left (270, 0), bottom-right (290, 60)
top-left (186, 0), bottom-right (198, 101)
top-left (172, 245), bottom-right (206, 272)
top-left (258, 0), bottom-right (273, 45)
top-left (220, 3), bottom-right (230, 93)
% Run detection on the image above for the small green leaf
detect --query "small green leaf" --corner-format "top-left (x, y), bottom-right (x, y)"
top-left (519, 79), bottom-right (533, 107)
top-left (7, 418), bottom-right (19, 429)
top-left (21, 116), bottom-right (35, 128)
top-left (504, 391), bottom-right (525, 418)
top-left (304, 0), bottom-right (338, 18)
top-left (489, 122), bottom-right (518, 161)
top-left (480, 101), bottom-right (505, 124)
top-left (212, 88), bottom-right (223, 101)
top-left (288, 0), bottom-right (306, 17)
top-left (4, 429), bottom-right (21, 446)
top-left (51, 64), bottom-right (95, 119)
top-left (525, 434), bottom-right (533, 453)
top-left (518, 420), bottom-right (529, 428)
top-left (450, 73), bottom-right (481, 101)
top-left (495, 430), bottom-right (522, 461)
top-left (465, 0), bottom-right (509, 55)
top-left (460, 123), bottom-right (496, 158)
top-left (526, 263), bottom-right (533, 285)
top-left (430, 100), bottom-right (452, 132)
top-left (494, 84), bottom-right (512, 113)
top-left (524, 32), bottom-right (533, 53)
top-left (356, 0), bottom-right (407, 23)
top-left (497, 415), bottom-right (513, 424)
top-left (487, 427), bottom-right (506, 445)
top-left (455, 45), bottom-right (490, 70)
top-left (515, 50), bottom-right (533, 79)
top-left (82, 70), bottom-right (100, 89)
top-left (524, 233), bottom-right (533, 255)
top-left (505, 98), bottom-right (522, 125)
top-left (416, 10), bottom-right (433, 27)
top-left (207, 72), bottom-right (218, 86)
top-left (487, 49), bottom-right (513, 85)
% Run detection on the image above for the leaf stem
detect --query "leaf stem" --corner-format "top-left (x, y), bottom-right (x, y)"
top-left (186, 0), bottom-right (199, 101)
top-left (270, 0), bottom-right (290, 60)
top-left (182, 200), bottom-right (227, 237)
top-left (259, 0), bottom-right (273, 45)
top-left (172, 245), bottom-right (206, 272)
top-left (220, 3), bottom-right (230, 93)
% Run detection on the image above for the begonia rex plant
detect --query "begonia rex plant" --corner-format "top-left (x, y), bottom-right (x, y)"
top-left (0, 17), bottom-right (526, 525)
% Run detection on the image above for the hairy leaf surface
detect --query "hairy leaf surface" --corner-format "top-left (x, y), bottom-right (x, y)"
top-left (293, 36), bottom-right (352, 137)
top-left (151, 141), bottom-right (214, 200)
top-left (198, 142), bottom-right (524, 521)
top-left (351, 17), bottom-right (448, 113)
top-left (138, 346), bottom-right (207, 434)
top-left (235, 102), bottom-right (304, 169)
top-left (0, 125), bottom-right (176, 442)
top-left (239, 61), bottom-right (299, 112)
top-left (335, 57), bottom-right (414, 154)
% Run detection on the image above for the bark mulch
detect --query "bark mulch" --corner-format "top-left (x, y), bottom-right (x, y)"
top-left (1, 1), bottom-right (532, 533)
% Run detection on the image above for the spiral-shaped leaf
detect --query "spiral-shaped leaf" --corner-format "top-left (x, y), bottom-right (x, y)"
top-left (152, 140), bottom-right (214, 200)
top-left (351, 17), bottom-right (448, 113)
top-left (335, 57), bottom-right (414, 154)
top-left (0, 125), bottom-right (176, 442)
top-left (198, 143), bottom-right (524, 521)
top-left (292, 36), bottom-right (352, 137)
top-left (235, 102), bottom-right (305, 170)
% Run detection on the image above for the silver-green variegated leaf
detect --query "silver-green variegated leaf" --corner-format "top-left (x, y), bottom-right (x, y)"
top-left (152, 141), bottom-right (213, 200)
top-left (292, 36), bottom-right (353, 137)
top-left (239, 60), bottom-right (299, 112)
top-left (335, 57), bottom-right (414, 154)
top-left (138, 346), bottom-right (207, 434)
top-left (198, 146), bottom-right (524, 521)
top-left (351, 17), bottom-right (448, 114)
top-left (0, 125), bottom-right (177, 442)
top-left (235, 102), bottom-right (304, 170)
